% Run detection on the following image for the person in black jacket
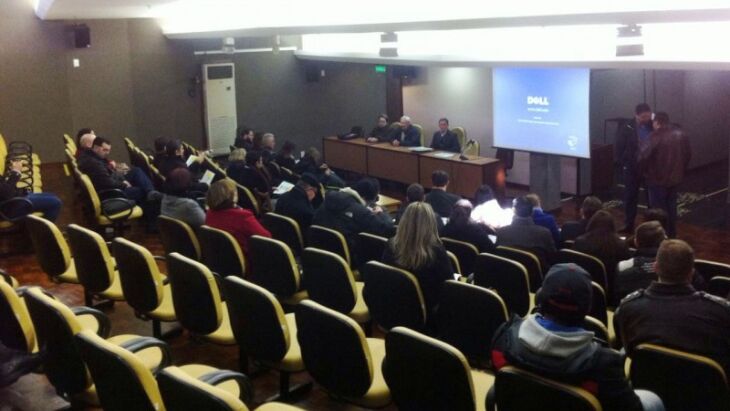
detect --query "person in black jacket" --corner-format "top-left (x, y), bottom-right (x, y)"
top-left (615, 103), bottom-right (653, 232)
top-left (430, 118), bottom-right (460, 153)
top-left (366, 114), bottom-right (394, 143)
top-left (391, 116), bottom-right (421, 147)
top-left (560, 196), bottom-right (603, 243)
top-left (227, 150), bottom-right (272, 211)
top-left (1, 159), bottom-right (62, 221)
top-left (295, 147), bottom-right (345, 188)
top-left (274, 173), bottom-right (318, 231)
top-left (441, 199), bottom-right (495, 252)
top-left (424, 170), bottom-right (461, 219)
top-left (234, 127), bottom-right (254, 151)
top-left (157, 139), bottom-right (208, 193)
top-left (274, 141), bottom-right (297, 171)
top-left (491, 263), bottom-right (662, 411)
top-left (151, 136), bottom-right (169, 169)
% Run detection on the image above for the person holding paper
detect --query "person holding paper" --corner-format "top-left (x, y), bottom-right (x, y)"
top-left (274, 173), bottom-right (319, 231)
top-left (158, 139), bottom-right (208, 193)
top-left (227, 150), bottom-right (272, 212)
top-left (430, 118), bottom-right (460, 153)
top-left (391, 116), bottom-right (421, 147)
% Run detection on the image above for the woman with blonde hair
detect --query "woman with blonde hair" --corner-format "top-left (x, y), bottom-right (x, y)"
top-left (382, 202), bottom-right (453, 320)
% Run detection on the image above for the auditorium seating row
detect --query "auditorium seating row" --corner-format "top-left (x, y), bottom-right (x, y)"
top-left (0, 132), bottom-right (43, 230)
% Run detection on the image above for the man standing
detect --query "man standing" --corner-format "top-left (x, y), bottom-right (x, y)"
top-left (616, 103), bottom-right (653, 233)
top-left (391, 116), bottom-right (421, 147)
top-left (430, 118), bottom-right (460, 153)
top-left (638, 112), bottom-right (691, 238)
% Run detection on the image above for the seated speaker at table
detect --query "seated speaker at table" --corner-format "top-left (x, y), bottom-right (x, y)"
top-left (430, 118), bottom-right (460, 153)
top-left (391, 116), bottom-right (421, 147)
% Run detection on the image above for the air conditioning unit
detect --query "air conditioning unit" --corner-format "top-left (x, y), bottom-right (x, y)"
top-left (203, 63), bottom-right (237, 154)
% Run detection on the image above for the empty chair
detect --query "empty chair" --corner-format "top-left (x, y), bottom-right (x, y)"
top-left (357, 232), bottom-right (388, 266)
top-left (630, 343), bottom-right (728, 411)
top-left (75, 329), bottom-right (254, 411)
top-left (262, 213), bottom-right (304, 257)
top-left (67, 224), bottom-right (124, 307)
top-left (248, 235), bottom-right (307, 306)
top-left (709, 276), bottom-right (730, 298)
top-left (383, 326), bottom-right (493, 411)
top-left (308, 225), bottom-right (352, 267)
top-left (199, 225), bottom-right (247, 278)
top-left (157, 215), bottom-right (201, 260)
top-left (361, 261), bottom-right (426, 332)
top-left (301, 247), bottom-right (369, 326)
top-left (0, 278), bottom-right (36, 353)
top-left (442, 237), bottom-right (480, 276)
top-left (112, 238), bottom-right (177, 339)
top-left (487, 366), bottom-right (601, 411)
top-left (473, 253), bottom-right (532, 317)
top-left (494, 246), bottom-right (543, 292)
top-left (295, 300), bottom-right (391, 408)
top-left (25, 214), bottom-right (78, 284)
top-left (436, 281), bottom-right (509, 366)
top-left (695, 259), bottom-right (730, 284)
top-left (554, 249), bottom-right (608, 295)
top-left (165, 253), bottom-right (235, 346)
top-left (222, 277), bottom-right (311, 400)
top-left (76, 170), bottom-right (143, 235)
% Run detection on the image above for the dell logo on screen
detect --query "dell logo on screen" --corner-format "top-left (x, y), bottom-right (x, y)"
top-left (527, 96), bottom-right (550, 106)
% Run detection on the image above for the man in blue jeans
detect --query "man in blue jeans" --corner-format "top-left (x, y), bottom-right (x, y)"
top-left (1, 159), bottom-right (62, 221)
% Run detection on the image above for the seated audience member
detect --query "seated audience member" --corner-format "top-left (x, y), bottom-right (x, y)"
top-left (391, 115), bottom-right (421, 147)
top-left (260, 133), bottom-right (283, 184)
top-left (274, 140), bottom-right (297, 171)
top-left (615, 222), bottom-right (667, 302)
top-left (204, 179), bottom-right (270, 255)
top-left (381, 202), bottom-right (453, 323)
top-left (274, 173), bottom-right (319, 231)
top-left (471, 184), bottom-right (511, 230)
top-left (430, 117), bottom-right (460, 153)
top-left (158, 139), bottom-right (205, 179)
top-left (352, 177), bottom-right (382, 210)
top-left (441, 199), bottom-right (495, 253)
top-left (75, 127), bottom-right (94, 149)
top-left (152, 136), bottom-right (170, 169)
top-left (160, 168), bottom-right (205, 229)
top-left (561, 196), bottom-right (603, 243)
top-left (75, 132), bottom-right (97, 158)
top-left (394, 183), bottom-right (444, 231)
top-left (496, 196), bottom-right (556, 259)
top-left (615, 239), bottom-right (730, 376)
top-left (624, 208), bottom-right (668, 248)
top-left (252, 132), bottom-right (264, 151)
top-left (366, 114), bottom-right (394, 143)
top-left (312, 184), bottom-right (395, 266)
top-left (424, 170), bottom-right (461, 219)
top-left (525, 193), bottom-right (560, 246)
top-left (1, 159), bottom-right (62, 221)
top-left (294, 147), bottom-right (345, 188)
top-left (227, 150), bottom-right (272, 212)
top-left (234, 127), bottom-right (254, 151)
top-left (492, 263), bottom-right (662, 411)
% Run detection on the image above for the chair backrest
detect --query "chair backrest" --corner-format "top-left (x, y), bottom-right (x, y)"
top-left (452, 126), bottom-right (466, 148)
top-left (308, 225), bottom-right (351, 266)
top-left (301, 247), bottom-right (358, 313)
top-left (64, 134), bottom-right (77, 153)
top-left (630, 343), bottom-right (730, 411)
top-left (166, 252), bottom-right (224, 336)
top-left (589, 282), bottom-right (609, 326)
top-left (582, 316), bottom-right (610, 344)
top-left (75, 330), bottom-right (164, 411)
top-left (357, 232), bottom-right (388, 266)
top-left (0, 279), bottom-right (35, 352)
top-left (222, 277), bottom-right (291, 364)
top-left (112, 238), bottom-right (166, 314)
top-left (262, 213), bottom-right (304, 257)
top-left (494, 366), bottom-right (602, 411)
top-left (157, 215), bottom-right (201, 260)
top-left (23, 287), bottom-right (90, 396)
top-left (447, 251), bottom-right (462, 275)
top-left (695, 259), bottom-right (730, 284)
top-left (436, 280), bottom-right (509, 365)
top-left (708, 276), bottom-right (730, 299)
top-left (25, 214), bottom-right (73, 279)
top-left (554, 249), bottom-right (608, 292)
top-left (295, 300), bottom-right (374, 398)
top-left (384, 326), bottom-right (479, 410)
top-left (474, 253), bottom-right (531, 316)
top-left (442, 237), bottom-right (479, 275)
top-left (76, 171), bottom-right (103, 218)
top-left (248, 235), bottom-right (301, 298)
top-left (412, 123), bottom-right (425, 146)
top-left (198, 225), bottom-right (247, 278)
top-left (464, 141), bottom-right (480, 157)
top-left (157, 366), bottom-right (246, 411)
top-left (361, 261), bottom-right (426, 331)
top-left (495, 246), bottom-right (543, 292)
top-left (233, 180), bottom-right (260, 217)
top-left (67, 224), bottom-right (116, 294)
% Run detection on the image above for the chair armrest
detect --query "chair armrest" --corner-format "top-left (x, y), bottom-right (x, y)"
top-left (71, 306), bottom-right (112, 338)
top-left (100, 198), bottom-right (136, 221)
top-left (117, 336), bottom-right (172, 373)
top-left (0, 197), bottom-right (34, 222)
top-left (198, 370), bottom-right (255, 405)
top-left (98, 188), bottom-right (128, 200)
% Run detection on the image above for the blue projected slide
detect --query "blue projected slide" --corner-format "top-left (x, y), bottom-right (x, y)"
top-left (493, 67), bottom-right (590, 158)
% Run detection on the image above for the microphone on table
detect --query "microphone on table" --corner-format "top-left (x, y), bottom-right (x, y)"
top-left (459, 140), bottom-right (475, 161)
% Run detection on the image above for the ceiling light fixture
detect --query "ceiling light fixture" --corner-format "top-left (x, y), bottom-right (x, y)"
top-left (379, 32), bottom-right (398, 57)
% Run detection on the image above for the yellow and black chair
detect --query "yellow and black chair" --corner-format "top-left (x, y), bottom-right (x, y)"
top-left (76, 169), bottom-right (143, 236)
top-left (695, 259), bottom-right (730, 297)
top-left (474, 253), bottom-right (532, 317)
top-left (248, 235), bottom-right (307, 306)
top-left (448, 250), bottom-right (463, 276)
top-left (442, 237), bottom-right (480, 276)
top-left (356, 232), bottom-right (388, 266)
top-left (0, 269), bottom-right (19, 289)
top-left (64, 133), bottom-right (77, 153)
top-left (588, 281), bottom-right (610, 329)
top-left (25, 214), bottom-right (78, 284)
top-left (261, 213), bottom-right (304, 258)
top-left (112, 238), bottom-right (177, 339)
top-left (494, 246), bottom-right (543, 292)
top-left (383, 326), bottom-right (493, 411)
top-left (554, 249), bottom-right (608, 295)
top-left (582, 316), bottom-right (610, 345)
top-left (222, 277), bottom-right (311, 401)
top-left (23, 287), bottom-right (169, 406)
top-left (166, 252), bottom-right (235, 346)
top-left (67, 224), bottom-right (124, 307)
top-left (436, 281), bottom-right (509, 367)
top-left (630, 343), bottom-right (729, 411)
top-left (0, 278), bottom-right (36, 353)
top-left (413, 123), bottom-right (425, 146)
top-left (453, 126), bottom-right (467, 150)
top-left (75, 330), bottom-right (254, 411)
top-left (157, 215), bottom-right (201, 261)
top-left (307, 225), bottom-right (352, 267)
top-left (301, 247), bottom-right (369, 327)
top-left (361, 261), bottom-right (426, 332)
top-left (709, 276), bottom-right (730, 299)
top-left (198, 225), bottom-right (247, 278)
top-left (295, 300), bottom-right (391, 408)
top-left (487, 366), bottom-right (601, 411)
top-left (279, 166), bottom-right (300, 184)
top-left (233, 181), bottom-right (261, 217)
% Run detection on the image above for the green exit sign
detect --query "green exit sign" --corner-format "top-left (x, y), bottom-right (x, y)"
top-left (374, 65), bottom-right (387, 73)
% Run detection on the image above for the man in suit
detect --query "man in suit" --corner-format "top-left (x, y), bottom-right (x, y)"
top-left (430, 118), bottom-right (460, 153)
top-left (616, 103), bottom-right (653, 233)
top-left (497, 196), bottom-right (556, 258)
top-left (391, 115), bottom-right (421, 147)
top-left (424, 170), bottom-right (461, 219)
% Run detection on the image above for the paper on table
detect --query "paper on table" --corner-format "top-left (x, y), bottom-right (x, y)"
top-left (200, 170), bottom-right (215, 185)
top-left (408, 146), bottom-right (434, 152)
top-left (432, 152), bottom-right (455, 159)
top-left (274, 180), bottom-right (295, 195)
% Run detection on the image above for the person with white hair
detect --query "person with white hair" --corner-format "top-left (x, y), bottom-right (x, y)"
top-left (391, 115), bottom-right (421, 147)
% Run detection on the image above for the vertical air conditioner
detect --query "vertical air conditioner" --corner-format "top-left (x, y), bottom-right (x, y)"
top-left (203, 63), bottom-right (237, 154)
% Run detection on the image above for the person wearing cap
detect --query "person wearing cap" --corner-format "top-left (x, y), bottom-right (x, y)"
top-left (491, 263), bottom-right (663, 411)
top-left (274, 172), bottom-right (319, 231)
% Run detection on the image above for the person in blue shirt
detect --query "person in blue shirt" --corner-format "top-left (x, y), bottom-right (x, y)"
top-left (391, 116), bottom-right (421, 147)
top-left (526, 193), bottom-right (560, 246)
